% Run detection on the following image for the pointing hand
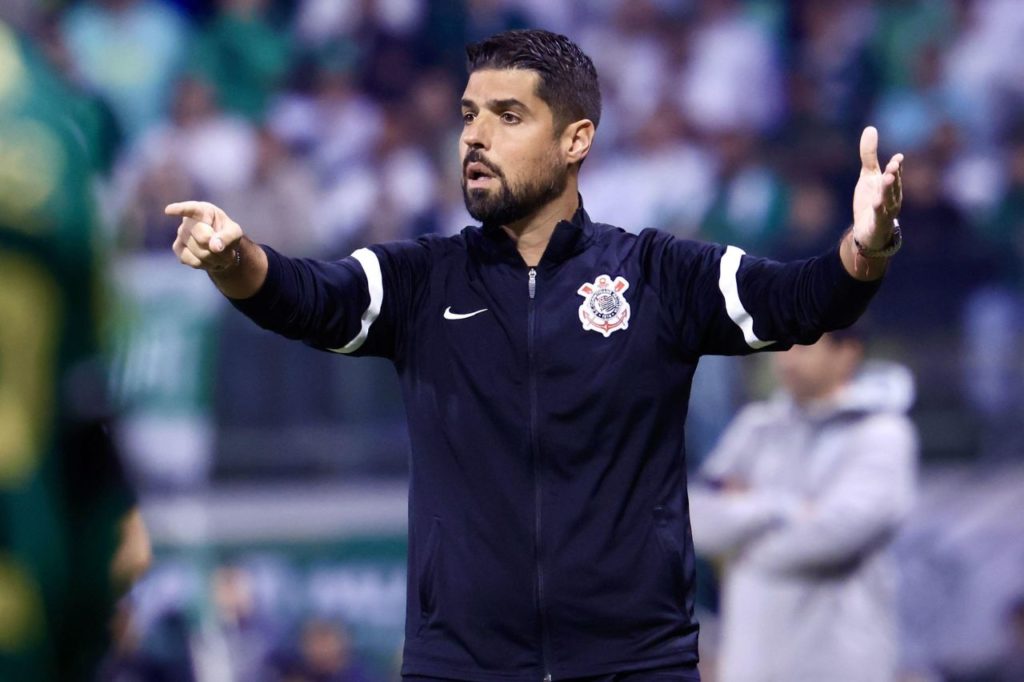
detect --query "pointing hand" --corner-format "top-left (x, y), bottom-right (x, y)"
top-left (166, 201), bottom-right (244, 272)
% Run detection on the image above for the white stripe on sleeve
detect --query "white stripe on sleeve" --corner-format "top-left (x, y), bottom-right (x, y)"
top-left (329, 247), bottom-right (383, 354)
top-left (718, 245), bottom-right (775, 350)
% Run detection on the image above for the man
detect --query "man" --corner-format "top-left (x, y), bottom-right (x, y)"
top-left (690, 332), bottom-right (918, 682)
top-left (167, 29), bottom-right (903, 682)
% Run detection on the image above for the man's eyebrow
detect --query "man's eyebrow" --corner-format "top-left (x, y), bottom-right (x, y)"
top-left (460, 97), bottom-right (529, 112)
top-left (487, 98), bottom-right (528, 112)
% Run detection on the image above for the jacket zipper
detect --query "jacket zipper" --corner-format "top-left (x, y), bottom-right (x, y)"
top-left (527, 267), bottom-right (552, 682)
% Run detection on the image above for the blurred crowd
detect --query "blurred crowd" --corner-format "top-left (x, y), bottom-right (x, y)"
top-left (2, 0), bottom-right (1022, 464)
top-left (3, 0), bottom-right (1024, 680)
top-left (102, 561), bottom-right (386, 681)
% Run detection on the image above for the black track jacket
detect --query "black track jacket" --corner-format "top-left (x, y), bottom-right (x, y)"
top-left (231, 202), bottom-right (881, 681)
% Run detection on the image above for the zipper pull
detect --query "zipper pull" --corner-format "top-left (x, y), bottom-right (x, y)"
top-left (529, 268), bottom-right (537, 300)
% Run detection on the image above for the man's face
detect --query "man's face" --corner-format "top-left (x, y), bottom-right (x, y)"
top-left (459, 69), bottom-right (569, 226)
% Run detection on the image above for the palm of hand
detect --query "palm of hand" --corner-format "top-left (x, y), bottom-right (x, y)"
top-left (851, 127), bottom-right (903, 249)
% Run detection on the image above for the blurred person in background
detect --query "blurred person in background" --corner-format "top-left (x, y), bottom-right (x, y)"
top-left (119, 74), bottom-right (259, 210)
top-left (268, 617), bottom-right (372, 682)
top-left (32, 11), bottom-right (124, 178)
top-left (118, 154), bottom-right (200, 251)
top-left (114, 72), bottom-right (259, 251)
top-left (870, 43), bottom-right (958, 154)
top-left (165, 26), bottom-right (904, 681)
top-left (356, 103), bottom-right (445, 245)
top-left (266, 48), bottom-right (386, 250)
top-left (869, 143), bottom-right (991, 334)
top-left (189, 0), bottom-right (291, 122)
top-left (771, 174), bottom-right (845, 262)
top-left (216, 127), bottom-right (321, 256)
top-left (574, 0), bottom-right (676, 151)
top-left (99, 599), bottom-right (194, 682)
top-left (59, 0), bottom-right (187, 141)
top-left (0, 17), bottom-right (149, 682)
top-left (422, 0), bottom-right (530, 75)
top-left (698, 130), bottom-right (789, 255)
top-left (310, 97), bottom-right (444, 255)
top-left (204, 563), bottom-right (279, 681)
top-left (580, 99), bottom-right (714, 238)
top-left (293, 0), bottom-right (422, 54)
top-left (690, 330), bottom-right (918, 682)
top-left (676, 0), bottom-right (782, 136)
top-left (961, 129), bottom-right (1024, 462)
top-left (982, 130), bottom-right (1024, 287)
top-left (792, 1), bottom-right (876, 136)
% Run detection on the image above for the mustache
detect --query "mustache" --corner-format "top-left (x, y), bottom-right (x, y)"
top-left (463, 150), bottom-right (504, 179)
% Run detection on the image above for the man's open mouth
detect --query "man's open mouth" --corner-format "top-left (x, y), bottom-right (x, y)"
top-left (465, 162), bottom-right (497, 189)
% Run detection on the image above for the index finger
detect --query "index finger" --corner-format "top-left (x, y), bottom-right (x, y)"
top-left (165, 201), bottom-right (213, 222)
top-left (859, 126), bottom-right (880, 173)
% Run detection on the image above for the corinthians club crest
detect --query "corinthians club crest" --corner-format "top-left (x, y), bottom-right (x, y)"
top-left (577, 274), bottom-right (631, 337)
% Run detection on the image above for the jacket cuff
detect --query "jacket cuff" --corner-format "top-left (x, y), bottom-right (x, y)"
top-left (823, 243), bottom-right (883, 302)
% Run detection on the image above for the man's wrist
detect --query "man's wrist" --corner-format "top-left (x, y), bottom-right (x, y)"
top-left (208, 245), bottom-right (242, 273)
top-left (854, 220), bottom-right (902, 258)
top-left (208, 237), bottom-right (268, 299)
top-left (840, 228), bottom-right (890, 281)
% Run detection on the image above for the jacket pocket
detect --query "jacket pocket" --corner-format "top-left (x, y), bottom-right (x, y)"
top-left (652, 506), bottom-right (688, 607)
top-left (417, 516), bottom-right (442, 628)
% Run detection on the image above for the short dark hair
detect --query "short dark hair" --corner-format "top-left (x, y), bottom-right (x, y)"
top-left (466, 29), bottom-right (602, 133)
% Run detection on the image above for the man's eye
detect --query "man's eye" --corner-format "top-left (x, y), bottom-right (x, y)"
top-left (501, 112), bottom-right (520, 124)
top-left (462, 112), bottom-right (475, 124)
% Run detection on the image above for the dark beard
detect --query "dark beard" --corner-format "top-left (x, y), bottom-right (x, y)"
top-left (462, 152), bottom-right (568, 227)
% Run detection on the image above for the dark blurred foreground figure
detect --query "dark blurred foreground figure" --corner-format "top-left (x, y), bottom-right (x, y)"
top-left (691, 332), bottom-right (918, 682)
top-left (166, 28), bottom-right (904, 682)
top-left (0, 19), bottom-right (147, 681)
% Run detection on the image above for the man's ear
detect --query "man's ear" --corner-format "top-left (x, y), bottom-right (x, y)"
top-left (563, 119), bottom-right (595, 166)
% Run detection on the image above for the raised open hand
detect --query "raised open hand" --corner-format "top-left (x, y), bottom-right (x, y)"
top-left (852, 126), bottom-right (903, 251)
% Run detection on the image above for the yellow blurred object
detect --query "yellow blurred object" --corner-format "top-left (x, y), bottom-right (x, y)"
top-left (0, 22), bottom-right (28, 105)
top-left (0, 118), bottom-right (65, 227)
top-left (0, 554), bottom-right (43, 652)
top-left (0, 253), bottom-right (59, 487)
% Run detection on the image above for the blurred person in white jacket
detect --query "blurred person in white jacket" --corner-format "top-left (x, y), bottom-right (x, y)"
top-left (690, 330), bottom-right (918, 682)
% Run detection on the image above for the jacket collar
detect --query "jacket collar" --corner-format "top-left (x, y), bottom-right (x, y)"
top-left (477, 195), bottom-right (596, 269)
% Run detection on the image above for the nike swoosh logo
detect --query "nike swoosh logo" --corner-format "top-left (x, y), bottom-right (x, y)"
top-left (443, 306), bottom-right (488, 320)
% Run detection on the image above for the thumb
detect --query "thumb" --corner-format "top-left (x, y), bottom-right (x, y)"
top-left (211, 219), bottom-right (244, 253)
top-left (859, 126), bottom-right (880, 173)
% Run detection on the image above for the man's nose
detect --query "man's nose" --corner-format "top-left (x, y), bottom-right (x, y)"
top-left (461, 116), bottom-right (491, 150)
